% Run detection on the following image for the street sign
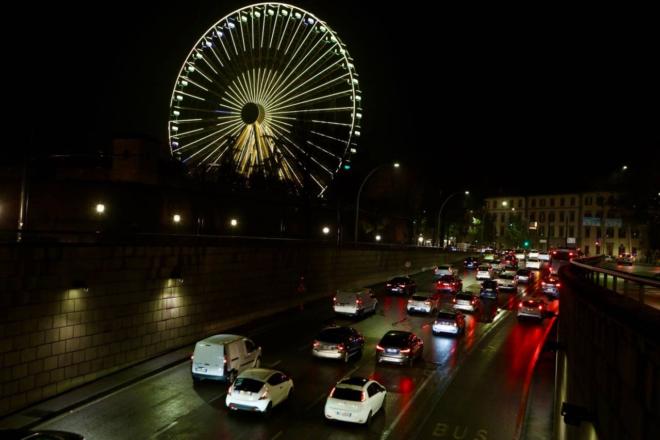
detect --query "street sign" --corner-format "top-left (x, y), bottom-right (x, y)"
top-left (539, 239), bottom-right (547, 243)
top-left (567, 237), bottom-right (576, 244)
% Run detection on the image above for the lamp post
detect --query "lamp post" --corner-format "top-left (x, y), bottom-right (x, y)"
top-left (353, 162), bottom-right (400, 243)
top-left (435, 190), bottom-right (469, 247)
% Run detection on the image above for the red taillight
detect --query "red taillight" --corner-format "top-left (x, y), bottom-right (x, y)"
top-left (386, 283), bottom-right (392, 287)
top-left (407, 299), bottom-right (412, 303)
top-left (313, 341), bottom-right (320, 348)
top-left (424, 301), bottom-right (431, 305)
top-left (190, 354), bottom-right (194, 361)
top-left (519, 301), bottom-right (523, 308)
top-left (452, 298), bottom-right (456, 303)
top-left (360, 391), bottom-right (366, 402)
top-left (569, 252), bottom-right (574, 256)
top-left (471, 299), bottom-right (476, 305)
top-left (333, 296), bottom-right (337, 303)
top-left (400, 348), bottom-right (411, 354)
top-left (556, 283), bottom-right (561, 287)
top-left (538, 305), bottom-right (543, 310)
top-left (330, 387), bottom-right (336, 397)
top-left (228, 384), bottom-right (234, 396)
top-left (399, 284), bottom-right (405, 288)
top-left (337, 343), bottom-right (345, 352)
top-left (376, 344), bottom-right (384, 351)
top-left (356, 299), bottom-right (362, 305)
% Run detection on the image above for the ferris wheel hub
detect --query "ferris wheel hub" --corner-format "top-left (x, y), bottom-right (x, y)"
top-left (241, 102), bottom-right (265, 125)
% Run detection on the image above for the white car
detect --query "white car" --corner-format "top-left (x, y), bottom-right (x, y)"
top-left (476, 264), bottom-right (492, 280)
top-left (496, 271), bottom-right (518, 290)
top-left (191, 334), bottom-right (261, 383)
top-left (538, 252), bottom-right (550, 262)
top-left (226, 369), bottom-right (293, 413)
top-left (324, 377), bottom-right (386, 424)
top-left (528, 249), bottom-right (539, 259)
top-left (526, 258), bottom-right (541, 270)
top-left (433, 264), bottom-right (456, 278)
top-left (406, 292), bottom-right (440, 314)
top-left (333, 289), bottom-right (378, 317)
top-left (517, 299), bottom-right (546, 321)
top-left (515, 250), bottom-right (526, 261)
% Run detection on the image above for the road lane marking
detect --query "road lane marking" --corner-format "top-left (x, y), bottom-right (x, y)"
top-left (270, 431), bottom-right (283, 440)
top-left (150, 421), bottom-right (178, 439)
top-left (208, 392), bottom-right (226, 403)
top-left (305, 392), bottom-right (328, 412)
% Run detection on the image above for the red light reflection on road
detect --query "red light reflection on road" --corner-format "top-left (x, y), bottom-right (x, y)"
top-left (505, 322), bottom-right (543, 390)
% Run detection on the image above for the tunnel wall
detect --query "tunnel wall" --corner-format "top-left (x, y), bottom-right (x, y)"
top-left (0, 240), bottom-right (461, 416)
top-left (559, 264), bottom-right (660, 440)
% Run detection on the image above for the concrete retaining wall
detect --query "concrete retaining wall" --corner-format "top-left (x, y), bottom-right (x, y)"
top-left (559, 264), bottom-right (660, 440)
top-left (0, 240), bottom-right (460, 416)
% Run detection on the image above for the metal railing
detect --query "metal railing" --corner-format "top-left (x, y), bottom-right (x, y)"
top-left (570, 257), bottom-right (660, 308)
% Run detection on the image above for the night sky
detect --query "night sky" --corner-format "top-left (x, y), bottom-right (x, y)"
top-left (9, 1), bottom-right (659, 195)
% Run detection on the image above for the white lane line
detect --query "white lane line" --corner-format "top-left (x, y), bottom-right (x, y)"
top-left (208, 392), bottom-right (227, 403)
top-left (304, 392), bottom-right (328, 412)
top-left (150, 421), bottom-right (178, 439)
top-left (380, 370), bottom-right (437, 440)
top-left (270, 431), bottom-right (283, 440)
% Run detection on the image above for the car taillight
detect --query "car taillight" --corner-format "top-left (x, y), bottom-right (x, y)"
top-left (471, 299), bottom-right (476, 305)
top-left (361, 391), bottom-right (366, 402)
top-left (330, 387), bottom-right (336, 397)
top-left (400, 348), bottom-right (411, 354)
top-left (407, 299), bottom-right (412, 303)
top-left (313, 341), bottom-right (320, 348)
top-left (452, 322), bottom-right (457, 326)
top-left (519, 301), bottom-right (523, 308)
top-left (227, 385), bottom-right (234, 396)
top-left (333, 296), bottom-right (337, 303)
top-left (376, 344), bottom-right (384, 351)
top-left (452, 298), bottom-right (456, 303)
top-left (542, 282), bottom-right (546, 286)
top-left (337, 343), bottom-right (345, 352)
top-left (259, 390), bottom-right (268, 400)
top-left (386, 283), bottom-right (392, 287)
top-left (538, 305), bottom-right (543, 310)
top-left (356, 299), bottom-right (362, 305)
top-left (424, 301), bottom-right (431, 305)
top-left (190, 354), bottom-right (194, 361)
top-left (556, 283), bottom-right (561, 287)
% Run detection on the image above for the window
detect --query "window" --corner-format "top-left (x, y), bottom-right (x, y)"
top-left (499, 226), bottom-right (504, 236)
top-left (570, 211), bottom-right (575, 222)
top-left (500, 213), bottom-right (505, 222)
top-left (632, 230), bottom-right (639, 239)
top-left (585, 245), bottom-right (590, 255)
top-left (584, 211), bottom-right (592, 217)
top-left (596, 196), bottom-right (604, 206)
top-left (559, 211), bottom-right (565, 222)
top-left (596, 211), bottom-right (603, 219)
top-left (569, 226), bottom-right (574, 237)
top-left (539, 226), bottom-right (545, 236)
top-left (540, 212), bottom-right (546, 222)
top-left (268, 374), bottom-right (284, 386)
top-left (531, 199), bottom-right (537, 208)
top-left (368, 383), bottom-right (380, 397)
top-left (570, 197), bottom-right (576, 207)
top-left (550, 198), bottom-right (555, 207)
top-left (244, 339), bottom-right (256, 353)
top-left (540, 199), bottom-right (546, 207)
top-left (530, 213), bottom-right (536, 222)
top-left (585, 227), bottom-right (591, 238)
top-left (606, 228), bottom-right (614, 238)
top-left (619, 228), bottom-right (626, 238)
top-left (509, 200), bottom-right (514, 208)
top-left (559, 226), bottom-right (565, 237)
top-left (560, 197), bottom-right (565, 207)
top-left (596, 227), bottom-right (602, 238)
top-left (518, 200), bottom-right (523, 208)
top-left (585, 196), bottom-right (593, 206)
top-left (493, 200), bottom-right (498, 209)
top-left (548, 226), bottom-right (554, 237)
top-left (549, 212), bottom-right (555, 222)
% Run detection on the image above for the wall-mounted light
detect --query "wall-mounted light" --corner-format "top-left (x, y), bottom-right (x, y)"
top-left (173, 214), bottom-right (181, 224)
top-left (95, 203), bottom-right (106, 214)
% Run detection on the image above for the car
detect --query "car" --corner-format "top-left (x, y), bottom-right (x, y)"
top-left (476, 264), bottom-right (492, 280)
top-left (503, 254), bottom-right (518, 267)
top-left (482, 250), bottom-right (496, 261)
top-left (503, 264), bottom-right (518, 272)
top-left (191, 334), bottom-right (261, 383)
top-left (490, 259), bottom-right (503, 271)
top-left (616, 254), bottom-right (635, 265)
top-left (517, 298), bottom-right (546, 321)
top-left (538, 252), bottom-right (551, 262)
top-left (333, 288), bottom-right (378, 317)
top-left (435, 275), bottom-right (463, 293)
top-left (324, 377), bottom-right (386, 424)
top-left (406, 292), bottom-right (440, 314)
top-left (463, 257), bottom-right (479, 270)
top-left (515, 250), bottom-right (526, 261)
top-left (528, 249), bottom-right (540, 259)
top-left (496, 271), bottom-right (518, 291)
top-left (434, 264), bottom-right (456, 278)
top-left (479, 279), bottom-right (499, 300)
top-left (526, 258), bottom-right (541, 270)
top-left (226, 368), bottom-right (293, 413)
top-left (376, 330), bottom-right (424, 366)
top-left (516, 268), bottom-right (534, 284)
top-left (312, 326), bottom-right (365, 362)
top-left (432, 309), bottom-right (466, 335)
top-left (385, 276), bottom-right (417, 295)
top-left (0, 429), bottom-right (84, 440)
top-left (541, 276), bottom-right (561, 298)
top-left (452, 292), bottom-right (481, 313)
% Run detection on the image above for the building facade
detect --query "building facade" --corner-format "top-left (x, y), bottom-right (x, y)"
top-left (485, 192), bottom-right (647, 258)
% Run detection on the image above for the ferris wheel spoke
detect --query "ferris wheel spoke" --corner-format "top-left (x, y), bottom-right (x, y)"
top-left (310, 130), bottom-right (351, 144)
top-left (276, 12), bottom-right (293, 52)
top-left (305, 140), bottom-right (342, 159)
top-left (237, 13), bottom-right (248, 53)
top-left (269, 106), bottom-right (355, 115)
top-left (174, 120), bottom-right (243, 151)
top-left (270, 60), bottom-right (347, 107)
top-left (274, 89), bottom-right (354, 111)
top-left (269, 70), bottom-right (349, 110)
top-left (268, 125), bottom-right (334, 177)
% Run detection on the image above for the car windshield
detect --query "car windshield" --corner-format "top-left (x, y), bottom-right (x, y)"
top-left (437, 265), bottom-right (450, 270)
top-left (332, 387), bottom-right (363, 401)
top-left (456, 293), bottom-right (474, 300)
top-left (499, 274), bottom-right (514, 280)
top-left (411, 295), bottom-right (430, 301)
top-left (233, 377), bottom-right (264, 393)
top-left (517, 269), bottom-right (530, 275)
top-left (478, 266), bottom-right (490, 270)
top-left (380, 332), bottom-right (410, 348)
top-left (439, 275), bottom-right (454, 282)
top-left (390, 277), bottom-right (408, 283)
top-left (482, 281), bottom-right (497, 288)
top-left (317, 327), bottom-right (350, 343)
top-left (436, 311), bottom-right (456, 320)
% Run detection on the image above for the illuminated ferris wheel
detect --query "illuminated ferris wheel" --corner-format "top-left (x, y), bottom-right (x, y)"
top-left (168, 2), bottom-right (362, 197)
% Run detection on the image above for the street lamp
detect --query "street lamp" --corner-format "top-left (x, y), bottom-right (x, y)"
top-left (322, 226), bottom-right (330, 235)
top-left (95, 203), bottom-right (106, 214)
top-left (375, 234), bottom-right (382, 241)
top-left (418, 236), bottom-right (424, 245)
top-left (435, 190), bottom-right (469, 247)
top-left (622, 165), bottom-right (628, 171)
top-left (173, 214), bottom-right (181, 224)
top-left (230, 218), bottom-right (238, 227)
top-left (354, 162), bottom-right (400, 242)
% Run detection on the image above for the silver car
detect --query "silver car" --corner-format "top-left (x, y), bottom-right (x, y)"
top-left (452, 292), bottom-right (481, 313)
top-left (517, 298), bottom-right (546, 321)
top-left (406, 292), bottom-right (440, 314)
top-left (496, 271), bottom-right (518, 291)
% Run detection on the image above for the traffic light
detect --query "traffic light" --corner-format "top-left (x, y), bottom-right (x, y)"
top-left (523, 240), bottom-right (530, 248)
top-left (342, 162), bottom-right (351, 171)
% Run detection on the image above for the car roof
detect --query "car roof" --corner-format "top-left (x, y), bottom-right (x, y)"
top-left (412, 291), bottom-right (434, 298)
top-left (238, 368), bottom-right (280, 381)
top-left (199, 334), bottom-right (242, 345)
top-left (339, 376), bottom-right (369, 387)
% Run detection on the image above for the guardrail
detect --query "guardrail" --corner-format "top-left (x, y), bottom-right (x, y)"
top-left (570, 257), bottom-right (660, 308)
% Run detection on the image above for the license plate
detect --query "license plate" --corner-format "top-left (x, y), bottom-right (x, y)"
top-left (387, 348), bottom-right (397, 353)
top-left (337, 410), bottom-right (351, 417)
top-left (195, 367), bottom-right (207, 372)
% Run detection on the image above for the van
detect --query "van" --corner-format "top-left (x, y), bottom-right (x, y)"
top-left (191, 334), bottom-right (261, 383)
top-left (333, 288), bottom-right (377, 317)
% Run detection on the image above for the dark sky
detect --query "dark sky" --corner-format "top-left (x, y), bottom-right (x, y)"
top-left (8, 1), bottom-right (659, 195)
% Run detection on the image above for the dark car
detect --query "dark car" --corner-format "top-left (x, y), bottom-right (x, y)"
top-left (0, 429), bottom-right (84, 440)
top-left (432, 309), bottom-right (466, 335)
top-left (463, 257), bottom-right (479, 270)
top-left (313, 326), bottom-right (365, 362)
top-left (516, 268), bottom-right (534, 283)
top-left (541, 276), bottom-right (561, 298)
top-left (479, 279), bottom-right (498, 300)
top-left (385, 276), bottom-right (417, 295)
top-left (435, 275), bottom-right (463, 293)
top-left (376, 331), bottom-right (423, 366)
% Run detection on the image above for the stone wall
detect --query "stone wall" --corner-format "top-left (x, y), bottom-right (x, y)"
top-left (559, 264), bottom-right (660, 440)
top-left (0, 240), bottom-right (460, 416)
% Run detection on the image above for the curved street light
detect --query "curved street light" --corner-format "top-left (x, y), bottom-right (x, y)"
top-left (354, 162), bottom-right (400, 242)
top-left (435, 190), bottom-right (469, 247)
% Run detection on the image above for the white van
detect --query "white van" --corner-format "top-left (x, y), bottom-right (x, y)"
top-left (333, 288), bottom-right (377, 317)
top-left (191, 334), bottom-right (261, 383)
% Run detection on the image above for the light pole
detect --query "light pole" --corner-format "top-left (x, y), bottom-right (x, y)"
top-left (354, 162), bottom-right (400, 243)
top-left (435, 190), bottom-right (469, 247)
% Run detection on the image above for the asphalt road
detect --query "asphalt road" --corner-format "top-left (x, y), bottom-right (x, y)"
top-left (37, 265), bottom-right (557, 440)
